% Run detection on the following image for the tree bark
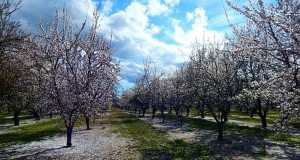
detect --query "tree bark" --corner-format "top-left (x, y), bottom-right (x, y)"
top-left (142, 108), bottom-right (146, 117)
top-left (217, 122), bottom-right (224, 140)
top-left (66, 126), bottom-right (73, 147)
top-left (85, 116), bottom-right (90, 130)
top-left (152, 107), bottom-right (156, 119)
top-left (186, 108), bottom-right (190, 117)
top-left (161, 108), bottom-right (165, 123)
top-left (260, 115), bottom-right (267, 128)
top-left (179, 112), bottom-right (183, 128)
top-left (13, 110), bottom-right (20, 126)
top-left (32, 111), bottom-right (40, 121)
top-left (200, 109), bottom-right (205, 118)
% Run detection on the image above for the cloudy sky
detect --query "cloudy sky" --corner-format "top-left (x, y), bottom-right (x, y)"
top-left (12, 0), bottom-right (273, 91)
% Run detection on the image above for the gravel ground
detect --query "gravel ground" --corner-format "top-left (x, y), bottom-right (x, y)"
top-left (1, 114), bottom-right (140, 160)
top-left (138, 115), bottom-right (300, 159)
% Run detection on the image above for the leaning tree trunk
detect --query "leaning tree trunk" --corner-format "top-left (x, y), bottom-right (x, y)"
top-left (85, 116), bottom-right (90, 130)
top-left (13, 110), bottom-right (20, 126)
top-left (256, 98), bottom-right (268, 128)
top-left (66, 125), bottom-right (73, 147)
top-left (217, 122), bottom-right (224, 140)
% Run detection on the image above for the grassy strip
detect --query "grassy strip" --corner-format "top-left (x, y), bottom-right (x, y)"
top-left (166, 114), bottom-right (300, 148)
top-left (0, 112), bottom-right (34, 125)
top-left (0, 116), bottom-right (85, 150)
top-left (109, 108), bottom-right (213, 159)
top-left (0, 118), bottom-right (64, 150)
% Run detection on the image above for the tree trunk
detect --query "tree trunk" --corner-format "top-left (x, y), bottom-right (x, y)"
top-left (224, 115), bottom-right (228, 122)
top-left (152, 107), bottom-right (156, 119)
top-left (175, 109), bottom-right (179, 116)
top-left (161, 109), bottom-right (165, 123)
top-left (13, 111), bottom-right (20, 126)
top-left (186, 108), bottom-right (190, 117)
top-left (179, 112), bottom-right (183, 128)
top-left (260, 115), bottom-right (267, 128)
top-left (168, 107), bottom-right (172, 114)
top-left (200, 109), bottom-right (205, 118)
top-left (142, 108), bottom-right (146, 117)
top-left (32, 111), bottom-right (40, 121)
top-left (85, 116), bottom-right (90, 130)
top-left (66, 126), bottom-right (73, 147)
top-left (49, 112), bottom-right (53, 118)
top-left (217, 122), bottom-right (224, 140)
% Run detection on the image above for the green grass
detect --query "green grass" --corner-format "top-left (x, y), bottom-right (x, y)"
top-left (0, 116), bottom-right (86, 150)
top-left (0, 118), bottom-right (64, 150)
top-left (109, 108), bottom-right (213, 159)
top-left (165, 113), bottom-right (300, 149)
top-left (0, 112), bottom-right (34, 125)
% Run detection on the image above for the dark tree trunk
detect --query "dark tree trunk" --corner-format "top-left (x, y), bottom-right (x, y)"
top-left (13, 111), bottom-right (20, 126)
top-left (224, 115), bottom-right (228, 122)
top-left (175, 109), bottom-right (179, 116)
top-left (66, 126), bottom-right (73, 147)
top-left (250, 108), bottom-right (255, 118)
top-left (161, 108), bottom-right (165, 123)
top-left (85, 116), bottom-right (90, 130)
top-left (186, 108), bottom-right (190, 117)
top-left (179, 112), bottom-right (183, 127)
top-left (200, 109), bottom-right (205, 118)
top-left (256, 98), bottom-right (268, 128)
top-left (49, 112), bottom-right (53, 118)
top-left (152, 107), bottom-right (157, 119)
top-left (142, 108), bottom-right (146, 117)
top-left (32, 111), bottom-right (40, 121)
top-left (260, 115), bottom-right (267, 128)
top-left (217, 122), bottom-right (224, 140)
top-left (168, 107), bottom-right (172, 114)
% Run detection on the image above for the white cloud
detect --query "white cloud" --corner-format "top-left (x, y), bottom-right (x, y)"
top-left (164, 0), bottom-right (180, 7)
top-left (186, 12), bottom-right (194, 22)
top-left (101, 1), bottom-right (188, 88)
top-left (146, 0), bottom-right (170, 16)
top-left (12, 0), bottom-right (226, 90)
top-left (146, 24), bottom-right (161, 35)
top-left (101, 0), bottom-right (113, 15)
top-left (168, 7), bottom-right (224, 47)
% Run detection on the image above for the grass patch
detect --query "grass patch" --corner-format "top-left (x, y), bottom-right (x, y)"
top-left (109, 108), bottom-right (212, 159)
top-left (0, 118), bottom-right (64, 150)
top-left (0, 116), bottom-right (86, 150)
top-left (0, 112), bottom-right (34, 125)
top-left (163, 113), bottom-right (300, 149)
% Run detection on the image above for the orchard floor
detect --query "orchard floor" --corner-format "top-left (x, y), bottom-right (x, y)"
top-left (138, 115), bottom-right (300, 159)
top-left (1, 110), bottom-right (300, 159)
top-left (0, 114), bottom-right (140, 160)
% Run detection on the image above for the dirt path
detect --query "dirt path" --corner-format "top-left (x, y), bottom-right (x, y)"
top-left (139, 115), bottom-right (300, 159)
top-left (1, 114), bottom-right (140, 160)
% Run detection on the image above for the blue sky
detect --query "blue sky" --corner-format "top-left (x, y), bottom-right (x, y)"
top-left (12, 0), bottom-right (274, 91)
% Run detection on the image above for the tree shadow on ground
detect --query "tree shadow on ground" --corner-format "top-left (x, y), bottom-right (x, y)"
top-left (0, 146), bottom-right (66, 159)
top-left (136, 113), bottom-right (300, 159)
